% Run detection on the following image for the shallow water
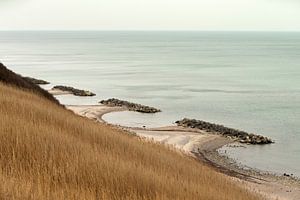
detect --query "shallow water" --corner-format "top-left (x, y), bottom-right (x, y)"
top-left (1, 31), bottom-right (299, 177)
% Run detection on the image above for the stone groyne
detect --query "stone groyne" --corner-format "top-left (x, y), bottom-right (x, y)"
top-left (175, 118), bottom-right (273, 145)
top-left (24, 77), bottom-right (50, 85)
top-left (99, 98), bottom-right (161, 113)
top-left (52, 85), bottom-right (96, 96)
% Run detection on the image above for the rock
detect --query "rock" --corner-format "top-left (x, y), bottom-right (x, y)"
top-left (175, 118), bottom-right (273, 145)
top-left (24, 77), bottom-right (50, 85)
top-left (99, 98), bottom-right (161, 113)
top-left (52, 85), bottom-right (96, 97)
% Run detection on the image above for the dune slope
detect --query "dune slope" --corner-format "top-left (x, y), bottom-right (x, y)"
top-left (0, 83), bottom-right (262, 200)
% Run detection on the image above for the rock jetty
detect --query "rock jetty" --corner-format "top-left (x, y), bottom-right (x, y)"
top-left (52, 85), bottom-right (96, 97)
top-left (99, 98), bottom-right (161, 113)
top-left (175, 118), bottom-right (273, 145)
top-left (24, 77), bottom-right (50, 85)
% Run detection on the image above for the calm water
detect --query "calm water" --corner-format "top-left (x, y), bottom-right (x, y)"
top-left (1, 31), bottom-right (300, 177)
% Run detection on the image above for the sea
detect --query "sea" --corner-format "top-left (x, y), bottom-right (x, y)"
top-left (0, 31), bottom-right (299, 177)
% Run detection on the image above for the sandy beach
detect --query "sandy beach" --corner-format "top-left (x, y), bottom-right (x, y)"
top-left (66, 104), bottom-right (300, 200)
top-left (48, 88), bottom-right (73, 95)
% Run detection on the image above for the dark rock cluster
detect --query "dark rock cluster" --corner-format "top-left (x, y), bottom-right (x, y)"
top-left (175, 118), bottom-right (273, 145)
top-left (53, 85), bottom-right (96, 97)
top-left (99, 98), bottom-right (161, 113)
top-left (24, 77), bottom-right (50, 85)
top-left (283, 173), bottom-right (293, 177)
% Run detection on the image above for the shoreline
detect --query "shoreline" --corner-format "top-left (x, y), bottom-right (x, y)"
top-left (66, 104), bottom-right (300, 199)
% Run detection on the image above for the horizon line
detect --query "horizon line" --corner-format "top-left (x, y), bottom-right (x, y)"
top-left (0, 29), bottom-right (300, 33)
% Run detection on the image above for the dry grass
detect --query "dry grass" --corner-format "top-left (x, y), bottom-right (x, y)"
top-left (0, 83), bottom-right (262, 200)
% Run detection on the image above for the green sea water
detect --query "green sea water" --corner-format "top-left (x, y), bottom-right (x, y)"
top-left (1, 31), bottom-right (299, 177)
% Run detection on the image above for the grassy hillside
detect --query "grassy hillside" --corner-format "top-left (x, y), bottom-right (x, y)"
top-left (0, 63), bottom-right (59, 105)
top-left (0, 83), bottom-right (261, 200)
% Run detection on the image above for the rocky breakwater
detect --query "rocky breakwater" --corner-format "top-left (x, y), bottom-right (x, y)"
top-left (99, 98), bottom-right (161, 113)
top-left (175, 118), bottom-right (273, 145)
top-left (52, 85), bottom-right (96, 97)
top-left (24, 77), bottom-right (50, 85)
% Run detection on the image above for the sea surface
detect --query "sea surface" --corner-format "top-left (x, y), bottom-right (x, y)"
top-left (1, 31), bottom-right (299, 177)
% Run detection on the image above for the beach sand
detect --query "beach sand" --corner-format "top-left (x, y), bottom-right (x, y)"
top-left (48, 88), bottom-right (72, 95)
top-left (66, 104), bottom-right (300, 200)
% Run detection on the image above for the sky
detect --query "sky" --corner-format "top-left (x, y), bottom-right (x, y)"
top-left (0, 0), bottom-right (299, 31)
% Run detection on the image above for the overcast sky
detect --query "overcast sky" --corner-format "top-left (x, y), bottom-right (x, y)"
top-left (0, 0), bottom-right (299, 31)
